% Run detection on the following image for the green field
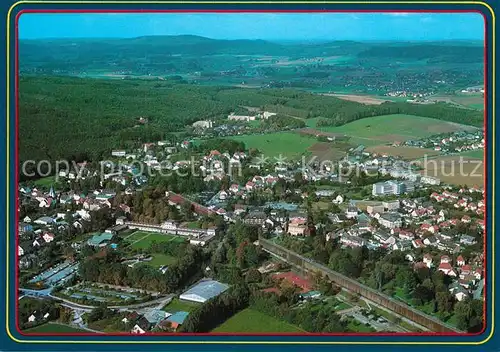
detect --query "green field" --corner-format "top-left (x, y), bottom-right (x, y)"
top-left (125, 231), bottom-right (182, 250)
top-left (457, 149), bottom-right (484, 159)
top-left (146, 253), bottom-right (178, 268)
top-left (24, 323), bottom-right (89, 333)
top-left (162, 298), bottom-right (201, 313)
top-left (468, 103), bottom-right (484, 110)
top-left (212, 308), bottom-right (304, 333)
top-left (229, 132), bottom-right (316, 158)
top-left (319, 114), bottom-right (473, 143)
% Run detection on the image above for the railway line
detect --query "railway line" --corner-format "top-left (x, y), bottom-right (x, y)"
top-left (259, 237), bottom-right (462, 333)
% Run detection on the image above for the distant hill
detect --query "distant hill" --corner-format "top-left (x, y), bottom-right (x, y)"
top-left (19, 35), bottom-right (484, 72)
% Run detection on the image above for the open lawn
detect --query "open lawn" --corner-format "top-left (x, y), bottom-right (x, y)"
top-left (416, 155), bottom-right (484, 186)
top-left (24, 323), bottom-right (89, 333)
top-left (212, 308), bottom-right (304, 333)
top-left (318, 114), bottom-right (475, 143)
top-left (162, 298), bottom-right (201, 313)
top-left (145, 253), bottom-right (178, 268)
top-left (366, 145), bottom-right (440, 160)
top-left (229, 132), bottom-right (316, 159)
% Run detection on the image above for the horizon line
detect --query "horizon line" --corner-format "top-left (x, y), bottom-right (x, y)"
top-left (18, 34), bottom-right (485, 42)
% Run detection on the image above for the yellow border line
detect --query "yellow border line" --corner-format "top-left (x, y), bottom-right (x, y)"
top-left (5, 0), bottom-right (495, 345)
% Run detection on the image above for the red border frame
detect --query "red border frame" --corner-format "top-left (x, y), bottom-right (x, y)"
top-left (13, 8), bottom-right (489, 338)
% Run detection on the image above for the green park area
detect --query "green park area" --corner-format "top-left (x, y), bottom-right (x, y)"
top-left (212, 308), bottom-right (304, 333)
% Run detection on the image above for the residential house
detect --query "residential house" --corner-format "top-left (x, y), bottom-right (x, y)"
top-left (164, 311), bottom-right (189, 331)
top-left (412, 239), bottom-right (425, 249)
top-left (345, 206), bottom-right (358, 219)
top-left (131, 316), bottom-right (151, 334)
top-left (288, 217), bottom-right (308, 236)
top-left (340, 234), bottom-right (366, 248)
top-left (438, 262), bottom-right (457, 277)
top-left (449, 282), bottom-right (469, 301)
top-left (423, 236), bottom-right (439, 247)
top-left (393, 240), bottom-right (412, 252)
top-left (457, 255), bottom-right (466, 267)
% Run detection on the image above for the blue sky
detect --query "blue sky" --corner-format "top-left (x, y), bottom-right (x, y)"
top-left (18, 13), bottom-right (484, 41)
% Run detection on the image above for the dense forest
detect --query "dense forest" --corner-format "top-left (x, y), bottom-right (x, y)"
top-left (20, 75), bottom-right (482, 167)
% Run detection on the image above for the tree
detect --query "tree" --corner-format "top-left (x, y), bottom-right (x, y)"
top-left (435, 291), bottom-right (454, 314)
top-left (412, 285), bottom-right (434, 305)
top-left (245, 268), bottom-right (262, 283)
top-left (395, 269), bottom-right (418, 295)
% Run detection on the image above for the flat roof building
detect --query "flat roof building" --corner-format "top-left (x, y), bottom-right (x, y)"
top-left (179, 279), bottom-right (229, 303)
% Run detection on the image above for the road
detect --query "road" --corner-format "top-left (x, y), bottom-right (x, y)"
top-left (21, 286), bottom-right (174, 311)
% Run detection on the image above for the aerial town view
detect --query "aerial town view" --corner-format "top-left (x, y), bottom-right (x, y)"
top-left (17, 13), bottom-right (485, 335)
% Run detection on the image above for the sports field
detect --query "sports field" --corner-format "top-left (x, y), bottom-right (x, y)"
top-left (24, 323), bottom-right (89, 333)
top-left (212, 308), bottom-right (304, 333)
top-left (124, 231), bottom-right (185, 250)
top-left (318, 114), bottom-right (476, 143)
top-left (228, 132), bottom-right (317, 158)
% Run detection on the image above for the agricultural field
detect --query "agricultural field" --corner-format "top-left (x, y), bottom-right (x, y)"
top-left (430, 93), bottom-right (484, 110)
top-left (212, 308), bottom-right (304, 333)
top-left (417, 155), bottom-right (484, 186)
top-left (321, 93), bottom-right (389, 105)
top-left (365, 145), bottom-right (441, 160)
top-left (308, 142), bottom-right (348, 161)
top-left (229, 132), bottom-right (317, 158)
top-left (457, 149), bottom-right (485, 159)
top-left (23, 323), bottom-right (89, 333)
top-left (317, 114), bottom-right (475, 143)
top-left (162, 298), bottom-right (201, 313)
